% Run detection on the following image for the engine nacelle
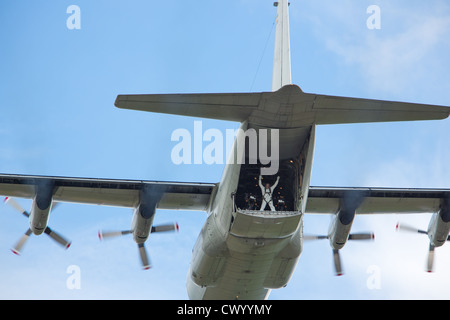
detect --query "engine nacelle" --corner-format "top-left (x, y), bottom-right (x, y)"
top-left (328, 208), bottom-right (355, 250)
top-left (131, 184), bottom-right (162, 244)
top-left (131, 204), bottom-right (155, 244)
top-left (328, 190), bottom-right (366, 250)
top-left (29, 180), bottom-right (54, 235)
top-left (428, 198), bottom-right (450, 247)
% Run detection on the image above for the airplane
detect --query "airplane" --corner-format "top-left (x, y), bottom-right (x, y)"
top-left (1, 0), bottom-right (450, 300)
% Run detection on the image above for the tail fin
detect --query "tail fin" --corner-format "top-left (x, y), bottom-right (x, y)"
top-left (272, 0), bottom-right (292, 91)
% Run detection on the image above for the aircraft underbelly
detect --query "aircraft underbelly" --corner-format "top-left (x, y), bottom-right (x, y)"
top-left (187, 210), bottom-right (303, 300)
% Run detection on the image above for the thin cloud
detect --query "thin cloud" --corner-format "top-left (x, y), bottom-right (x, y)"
top-left (301, 0), bottom-right (450, 98)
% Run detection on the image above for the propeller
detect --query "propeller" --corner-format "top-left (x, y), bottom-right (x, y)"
top-left (395, 222), bottom-right (443, 273)
top-left (4, 197), bottom-right (71, 255)
top-left (11, 229), bottom-right (33, 255)
top-left (395, 223), bottom-right (427, 235)
top-left (304, 232), bottom-right (374, 276)
top-left (98, 222), bottom-right (179, 270)
top-left (427, 244), bottom-right (435, 273)
top-left (332, 249), bottom-right (343, 276)
top-left (138, 243), bottom-right (151, 270)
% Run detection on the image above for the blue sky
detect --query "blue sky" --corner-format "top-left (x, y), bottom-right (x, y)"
top-left (1, 0), bottom-right (450, 299)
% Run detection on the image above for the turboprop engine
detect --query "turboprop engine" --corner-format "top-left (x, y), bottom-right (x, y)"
top-left (397, 195), bottom-right (450, 272)
top-left (4, 179), bottom-right (71, 255)
top-left (305, 190), bottom-right (374, 276)
top-left (98, 184), bottom-right (179, 270)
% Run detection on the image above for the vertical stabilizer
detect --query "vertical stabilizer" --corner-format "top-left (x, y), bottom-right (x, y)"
top-left (272, 0), bottom-right (292, 91)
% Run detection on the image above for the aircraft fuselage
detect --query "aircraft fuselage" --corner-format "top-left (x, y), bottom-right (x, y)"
top-left (186, 123), bottom-right (316, 299)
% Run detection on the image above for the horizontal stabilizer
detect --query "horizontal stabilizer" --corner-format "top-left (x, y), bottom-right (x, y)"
top-left (311, 92), bottom-right (450, 125)
top-left (115, 92), bottom-right (261, 123)
top-left (115, 85), bottom-right (450, 128)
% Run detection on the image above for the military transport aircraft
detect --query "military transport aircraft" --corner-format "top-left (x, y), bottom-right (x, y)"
top-left (1, 1), bottom-right (450, 300)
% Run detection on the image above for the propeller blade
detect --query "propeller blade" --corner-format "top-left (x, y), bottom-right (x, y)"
top-left (4, 197), bottom-right (29, 218)
top-left (303, 235), bottom-right (328, 241)
top-left (11, 228), bottom-right (32, 255)
top-left (427, 244), bottom-right (435, 273)
top-left (138, 243), bottom-right (151, 270)
top-left (333, 249), bottom-right (343, 276)
top-left (396, 223), bottom-right (427, 235)
top-left (44, 227), bottom-right (71, 249)
top-left (348, 233), bottom-right (375, 241)
top-left (151, 223), bottom-right (179, 233)
top-left (98, 230), bottom-right (132, 241)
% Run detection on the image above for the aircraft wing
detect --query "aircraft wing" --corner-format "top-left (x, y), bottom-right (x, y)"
top-left (306, 186), bottom-right (450, 215)
top-left (3, 173), bottom-right (449, 215)
top-left (0, 174), bottom-right (216, 211)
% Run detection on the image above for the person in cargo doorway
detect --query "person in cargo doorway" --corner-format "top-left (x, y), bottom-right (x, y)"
top-left (258, 175), bottom-right (280, 211)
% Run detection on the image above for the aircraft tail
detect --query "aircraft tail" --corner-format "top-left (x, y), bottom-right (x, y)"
top-left (272, 0), bottom-right (292, 92)
top-left (114, 1), bottom-right (450, 127)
